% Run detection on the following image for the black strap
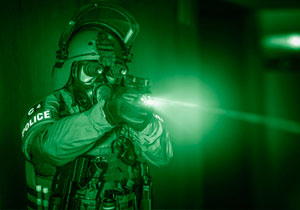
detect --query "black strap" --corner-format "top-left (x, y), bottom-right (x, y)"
top-left (26, 197), bottom-right (37, 209)
top-left (26, 185), bottom-right (37, 197)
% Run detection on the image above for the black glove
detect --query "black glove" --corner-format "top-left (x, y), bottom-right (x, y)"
top-left (103, 87), bottom-right (152, 131)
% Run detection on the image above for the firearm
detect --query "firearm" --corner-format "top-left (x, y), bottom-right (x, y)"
top-left (122, 75), bottom-right (153, 107)
top-left (123, 75), bottom-right (151, 94)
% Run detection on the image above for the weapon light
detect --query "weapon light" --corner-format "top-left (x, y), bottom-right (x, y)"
top-left (141, 95), bottom-right (300, 135)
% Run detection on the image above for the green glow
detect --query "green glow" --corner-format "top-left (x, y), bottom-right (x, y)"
top-left (203, 107), bottom-right (300, 135)
top-left (288, 36), bottom-right (300, 47)
top-left (144, 76), bottom-right (218, 145)
top-left (263, 33), bottom-right (300, 50)
top-left (142, 96), bottom-right (198, 108)
top-left (141, 95), bottom-right (155, 106)
top-left (149, 96), bottom-right (300, 136)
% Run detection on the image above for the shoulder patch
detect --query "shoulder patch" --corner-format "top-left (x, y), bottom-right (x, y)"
top-left (21, 100), bottom-right (54, 138)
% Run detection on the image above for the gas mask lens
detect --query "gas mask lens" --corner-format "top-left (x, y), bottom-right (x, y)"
top-left (74, 60), bottom-right (128, 86)
top-left (76, 61), bottom-right (104, 84)
top-left (106, 62), bottom-right (128, 78)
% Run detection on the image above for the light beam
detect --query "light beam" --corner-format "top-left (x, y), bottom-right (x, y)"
top-left (143, 96), bottom-right (300, 135)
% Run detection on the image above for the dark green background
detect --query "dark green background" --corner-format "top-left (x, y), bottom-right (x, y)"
top-left (1, 0), bottom-right (300, 209)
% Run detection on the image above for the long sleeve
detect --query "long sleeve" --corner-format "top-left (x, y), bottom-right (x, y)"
top-left (21, 95), bottom-right (114, 166)
top-left (124, 115), bottom-right (173, 167)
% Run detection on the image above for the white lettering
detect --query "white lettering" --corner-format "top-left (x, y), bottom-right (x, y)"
top-left (30, 115), bottom-right (38, 126)
top-left (28, 108), bottom-right (34, 116)
top-left (36, 104), bottom-right (42, 109)
top-left (37, 113), bottom-right (43, 121)
top-left (25, 122), bottom-right (29, 130)
top-left (44, 110), bottom-right (50, 119)
top-left (22, 110), bottom-right (52, 138)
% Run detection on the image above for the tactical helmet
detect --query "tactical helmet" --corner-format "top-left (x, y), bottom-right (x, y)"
top-left (52, 3), bottom-right (139, 90)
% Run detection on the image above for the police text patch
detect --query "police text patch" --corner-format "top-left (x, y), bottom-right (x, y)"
top-left (21, 102), bottom-right (53, 138)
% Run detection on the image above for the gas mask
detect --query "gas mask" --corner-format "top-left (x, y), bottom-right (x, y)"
top-left (70, 38), bottom-right (129, 110)
top-left (71, 32), bottom-right (128, 110)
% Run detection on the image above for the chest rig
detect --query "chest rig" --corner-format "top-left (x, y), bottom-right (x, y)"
top-left (49, 127), bottom-right (151, 210)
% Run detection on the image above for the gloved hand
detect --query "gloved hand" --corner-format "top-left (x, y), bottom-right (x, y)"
top-left (103, 87), bottom-right (152, 131)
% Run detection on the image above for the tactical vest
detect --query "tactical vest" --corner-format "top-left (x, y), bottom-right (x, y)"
top-left (25, 128), bottom-right (152, 210)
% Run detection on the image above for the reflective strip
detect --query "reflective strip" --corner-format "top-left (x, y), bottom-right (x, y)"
top-left (124, 29), bottom-right (133, 44)
top-left (27, 185), bottom-right (53, 210)
top-left (103, 206), bottom-right (115, 210)
top-left (37, 198), bottom-right (42, 206)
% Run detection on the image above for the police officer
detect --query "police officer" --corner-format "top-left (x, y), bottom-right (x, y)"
top-left (21, 3), bottom-right (173, 210)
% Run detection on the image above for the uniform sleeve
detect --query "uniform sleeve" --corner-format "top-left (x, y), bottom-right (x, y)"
top-left (127, 115), bottom-right (173, 167)
top-left (21, 95), bottom-right (114, 166)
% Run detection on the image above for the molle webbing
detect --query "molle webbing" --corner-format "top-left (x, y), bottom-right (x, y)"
top-left (26, 175), bottom-right (53, 210)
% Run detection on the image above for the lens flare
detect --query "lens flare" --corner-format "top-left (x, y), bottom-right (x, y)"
top-left (141, 95), bottom-right (157, 106)
top-left (143, 96), bottom-right (300, 135)
top-left (141, 96), bottom-right (198, 108)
